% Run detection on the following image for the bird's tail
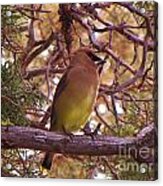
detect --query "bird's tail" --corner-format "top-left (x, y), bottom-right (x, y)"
top-left (42, 152), bottom-right (54, 170)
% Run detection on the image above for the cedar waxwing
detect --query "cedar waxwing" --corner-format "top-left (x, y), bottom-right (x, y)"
top-left (42, 48), bottom-right (105, 169)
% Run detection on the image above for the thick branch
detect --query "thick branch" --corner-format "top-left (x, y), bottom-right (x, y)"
top-left (2, 124), bottom-right (156, 162)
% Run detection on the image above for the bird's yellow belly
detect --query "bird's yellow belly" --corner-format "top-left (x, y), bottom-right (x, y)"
top-left (53, 85), bottom-right (96, 132)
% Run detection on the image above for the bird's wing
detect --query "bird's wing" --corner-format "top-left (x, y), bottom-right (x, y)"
top-left (53, 70), bottom-right (70, 102)
top-left (50, 67), bottom-right (71, 129)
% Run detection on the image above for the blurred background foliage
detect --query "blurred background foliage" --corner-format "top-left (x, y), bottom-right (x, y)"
top-left (1, 2), bottom-right (157, 180)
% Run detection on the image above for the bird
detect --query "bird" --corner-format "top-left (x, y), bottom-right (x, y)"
top-left (42, 48), bottom-right (105, 169)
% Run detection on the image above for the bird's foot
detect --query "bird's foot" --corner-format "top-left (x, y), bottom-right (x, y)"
top-left (62, 125), bottom-right (74, 142)
top-left (82, 123), bottom-right (101, 140)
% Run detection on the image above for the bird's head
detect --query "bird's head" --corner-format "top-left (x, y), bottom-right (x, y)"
top-left (71, 47), bottom-right (106, 70)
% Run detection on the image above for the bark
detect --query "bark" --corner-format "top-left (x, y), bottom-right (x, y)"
top-left (2, 124), bottom-right (156, 163)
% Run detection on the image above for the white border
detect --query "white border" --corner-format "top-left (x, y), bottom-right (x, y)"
top-left (0, 0), bottom-right (162, 186)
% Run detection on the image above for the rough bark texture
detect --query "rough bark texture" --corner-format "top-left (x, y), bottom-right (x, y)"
top-left (2, 124), bottom-right (156, 163)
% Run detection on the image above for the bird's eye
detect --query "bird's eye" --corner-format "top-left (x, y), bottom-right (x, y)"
top-left (87, 52), bottom-right (102, 62)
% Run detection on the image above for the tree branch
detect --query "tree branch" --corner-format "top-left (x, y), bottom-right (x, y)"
top-left (2, 124), bottom-right (156, 163)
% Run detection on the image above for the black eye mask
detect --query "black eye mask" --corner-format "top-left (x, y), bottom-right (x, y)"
top-left (86, 51), bottom-right (102, 62)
